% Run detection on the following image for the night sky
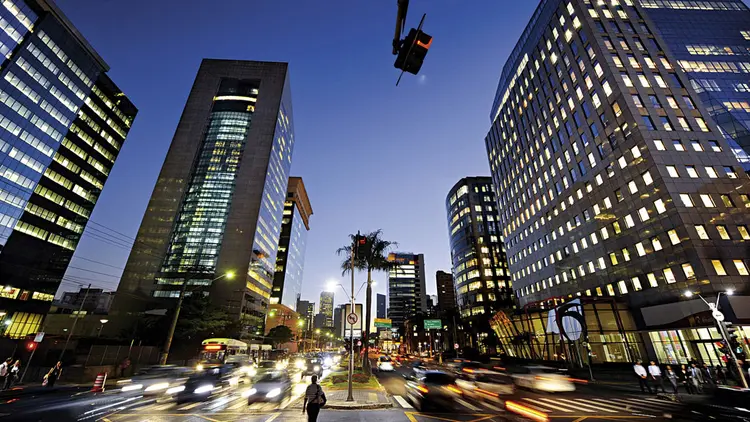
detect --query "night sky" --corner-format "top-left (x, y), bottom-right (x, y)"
top-left (57, 0), bottom-right (538, 310)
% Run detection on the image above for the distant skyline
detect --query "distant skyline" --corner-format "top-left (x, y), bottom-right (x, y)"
top-left (56, 0), bottom-right (540, 307)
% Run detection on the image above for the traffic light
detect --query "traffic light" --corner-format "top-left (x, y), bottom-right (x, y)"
top-left (354, 233), bottom-right (368, 260)
top-left (726, 324), bottom-right (746, 360)
top-left (26, 341), bottom-right (36, 351)
top-left (394, 28), bottom-right (433, 75)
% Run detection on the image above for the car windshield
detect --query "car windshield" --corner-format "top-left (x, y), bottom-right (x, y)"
top-left (258, 361), bottom-right (276, 368)
top-left (257, 372), bottom-right (287, 383)
top-left (424, 373), bottom-right (455, 385)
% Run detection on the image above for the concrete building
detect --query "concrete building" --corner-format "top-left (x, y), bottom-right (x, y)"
top-left (111, 60), bottom-right (295, 339)
top-left (484, 0), bottom-right (750, 365)
top-left (0, 0), bottom-right (136, 339)
top-left (387, 253), bottom-right (427, 330)
top-left (53, 287), bottom-right (113, 314)
top-left (435, 270), bottom-right (456, 315)
top-left (271, 177), bottom-right (312, 308)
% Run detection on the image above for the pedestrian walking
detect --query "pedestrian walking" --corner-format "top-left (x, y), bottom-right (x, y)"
top-left (302, 374), bottom-right (326, 422)
top-left (715, 365), bottom-right (726, 385)
top-left (665, 365), bottom-right (679, 395)
top-left (633, 360), bottom-right (653, 394)
top-left (0, 358), bottom-right (10, 390)
top-left (119, 357), bottom-right (131, 378)
top-left (702, 364), bottom-right (715, 386)
top-left (5, 360), bottom-right (20, 390)
top-left (648, 361), bottom-right (665, 393)
top-left (680, 364), bottom-right (694, 394)
top-left (690, 363), bottom-right (704, 393)
top-left (44, 362), bottom-right (62, 388)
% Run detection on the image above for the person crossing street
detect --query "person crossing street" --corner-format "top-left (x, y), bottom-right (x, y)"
top-left (302, 374), bottom-right (327, 422)
top-left (648, 361), bottom-right (665, 393)
top-left (634, 360), bottom-right (653, 394)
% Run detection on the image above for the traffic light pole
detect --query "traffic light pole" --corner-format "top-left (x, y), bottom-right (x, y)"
top-left (718, 320), bottom-right (748, 388)
top-left (347, 240), bottom-right (355, 402)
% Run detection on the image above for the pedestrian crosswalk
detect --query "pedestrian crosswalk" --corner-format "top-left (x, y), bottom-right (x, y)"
top-left (131, 394), bottom-right (296, 414)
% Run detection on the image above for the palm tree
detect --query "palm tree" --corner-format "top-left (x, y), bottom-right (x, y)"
top-left (337, 230), bottom-right (397, 371)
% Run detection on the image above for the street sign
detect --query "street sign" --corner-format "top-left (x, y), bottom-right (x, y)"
top-left (374, 318), bottom-right (392, 328)
top-left (347, 312), bottom-right (358, 325)
top-left (424, 319), bottom-right (442, 330)
top-left (712, 309), bottom-right (725, 322)
top-left (33, 332), bottom-right (44, 343)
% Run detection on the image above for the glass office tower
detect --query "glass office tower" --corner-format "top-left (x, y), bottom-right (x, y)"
top-left (319, 291), bottom-right (333, 328)
top-left (0, 0), bottom-right (136, 338)
top-left (484, 0), bottom-right (750, 363)
top-left (387, 253), bottom-right (427, 330)
top-left (271, 176), bottom-right (312, 308)
top-left (446, 177), bottom-right (514, 346)
top-left (113, 60), bottom-right (293, 338)
top-left (639, 0), bottom-right (750, 171)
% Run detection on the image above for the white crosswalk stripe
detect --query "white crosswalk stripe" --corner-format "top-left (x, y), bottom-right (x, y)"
top-left (393, 395), bottom-right (413, 409)
top-left (562, 398), bottom-right (617, 413)
top-left (521, 399), bottom-right (553, 413)
top-left (586, 398), bottom-right (635, 412)
top-left (520, 396), bottom-right (684, 415)
top-left (536, 398), bottom-right (579, 413)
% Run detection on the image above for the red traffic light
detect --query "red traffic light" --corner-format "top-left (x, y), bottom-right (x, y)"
top-left (26, 342), bottom-right (36, 351)
top-left (394, 28), bottom-right (432, 75)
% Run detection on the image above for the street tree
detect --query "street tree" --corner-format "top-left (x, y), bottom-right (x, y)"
top-left (266, 325), bottom-right (295, 348)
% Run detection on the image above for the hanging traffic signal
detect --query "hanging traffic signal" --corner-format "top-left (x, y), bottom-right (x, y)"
top-left (394, 28), bottom-right (433, 75)
top-left (26, 341), bottom-right (36, 351)
top-left (354, 234), bottom-right (368, 260)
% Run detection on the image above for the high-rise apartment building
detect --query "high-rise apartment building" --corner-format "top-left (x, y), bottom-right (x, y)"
top-left (319, 291), bottom-right (334, 328)
top-left (376, 293), bottom-right (386, 319)
top-left (112, 60), bottom-right (294, 337)
top-left (387, 253), bottom-right (427, 330)
top-left (435, 270), bottom-right (456, 315)
top-left (485, 0), bottom-right (750, 364)
top-left (639, 0), bottom-right (750, 171)
top-left (446, 177), bottom-right (513, 343)
top-left (271, 177), bottom-right (312, 308)
top-left (295, 299), bottom-right (315, 332)
top-left (0, 0), bottom-right (136, 338)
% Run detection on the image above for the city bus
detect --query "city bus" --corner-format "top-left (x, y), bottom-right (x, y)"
top-left (198, 338), bottom-right (250, 368)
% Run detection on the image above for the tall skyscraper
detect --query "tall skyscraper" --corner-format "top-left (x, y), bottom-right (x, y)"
top-left (319, 291), bottom-right (334, 328)
top-left (271, 176), bottom-right (312, 308)
top-left (639, 0), bottom-right (750, 171)
top-left (485, 0), bottom-right (750, 363)
top-left (295, 299), bottom-right (315, 332)
top-left (446, 177), bottom-right (513, 343)
top-left (387, 253), bottom-right (427, 330)
top-left (112, 60), bottom-right (294, 337)
top-left (376, 293), bottom-right (386, 319)
top-left (333, 304), bottom-right (345, 336)
top-left (0, 0), bottom-right (136, 338)
top-left (435, 270), bottom-right (456, 315)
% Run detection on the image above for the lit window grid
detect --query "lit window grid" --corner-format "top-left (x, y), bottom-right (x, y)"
top-left (484, 0), bottom-right (750, 305)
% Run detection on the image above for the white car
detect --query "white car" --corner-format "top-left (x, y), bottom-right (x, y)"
top-left (511, 366), bottom-right (575, 393)
top-left (456, 369), bottom-right (515, 400)
top-left (377, 356), bottom-right (394, 372)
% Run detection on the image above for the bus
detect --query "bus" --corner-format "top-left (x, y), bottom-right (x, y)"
top-left (198, 338), bottom-right (250, 367)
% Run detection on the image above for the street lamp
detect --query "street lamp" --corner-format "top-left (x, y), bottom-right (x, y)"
top-left (683, 289), bottom-right (747, 388)
top-left (160, 270), bottom-right (235, 364)
top-left (98, 319), bottom-right (109, 337)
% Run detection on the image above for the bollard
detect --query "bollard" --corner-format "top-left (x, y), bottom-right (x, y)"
top-left (91, 372), bottom-right (107, 392)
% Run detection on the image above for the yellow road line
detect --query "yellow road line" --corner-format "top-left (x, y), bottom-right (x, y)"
top-left (572, 418), bottom-right (588, 422)
top-left (195, 415), bottom-right (222, 422)
top-left (265, 413), bottom-right (281, 422)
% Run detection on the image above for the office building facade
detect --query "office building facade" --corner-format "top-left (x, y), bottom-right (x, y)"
top-left (387, 253), bottom-right (427, 330)
top-left (435, 270), bottom-right (456, 315)
top-left (319, 291), bottom-right (333, 328)
top-left (0, 0), bottom-right (136, 338)
top-left (271, 176), bottom-right (312, 308)
top-left (113, 60), bottom-right (294, 337)
top-left (485, 0), bottom-right (750, 364)
top-left (446, 177), bottom-right (514, 345)
top-left (639, 0), bottom-right (750, 171)
top-left (376, 293), bottom-right (386, 319)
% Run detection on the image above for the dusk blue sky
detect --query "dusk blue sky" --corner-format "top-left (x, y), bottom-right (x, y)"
top-left (58, 0), bottom-right (538, 310)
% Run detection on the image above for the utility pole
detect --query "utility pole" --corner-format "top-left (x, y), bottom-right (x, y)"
top-left (347, 234), bottom-right (356, 402)
top-left (160, 275), bottom-right (191, 365)
top-left (59, 284), bottom-right (91, 362)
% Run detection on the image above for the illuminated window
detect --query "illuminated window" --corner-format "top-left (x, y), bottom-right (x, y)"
top-left (663, 268), bottom-right (676, 284)
top-left (705, 166), bottom-right (718, 178)
top-left (695, 225), bottom-right (709, 240)
top-left (717, 225), bottom-right (730, 240)
top-left (668, 229), bottom-right (680, 245)
top-left (686, 166), bottom-right (698, 178)
top-left (708, 140), bottom-right (721, 152)
top-left (679, 194), bottom-right (694, 207)
top-left (734, 260), bottom-right (749, 276)
top-left (738, 225), bottom-right (750, 240)
top-left (682, 263), bottom-right (695, 278)
top-left (724, 166), bottom-right (738, 179)
top-left (638, 207), bottom-right (649, 222)
top-left (666, 165), bottom-right (679, 178)
top-left (647, 273), bottom-right (658, 288)
top-left (655, 199), bottom-right (667, 214)
top-left (720, 195), bottom-right (734, 207)
top-left (624, 214), bottom-right (635, 228)
top-left (622, 248), bottom-right (631, 261)
top-left (652, 237), bottom-right (663, 251)
top-left (654, 139), bottom-right (665, 150)
top-left (711, 260), bottom-right (727, 276)
top-left (618, 280), bottom-right (628, 295)
top-left (700, 194), bottom-right (715, 208)
top-left (636, 242), bottom-right (646, 256)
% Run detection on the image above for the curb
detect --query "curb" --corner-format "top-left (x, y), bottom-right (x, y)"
top-left (324, 402), bottom-right (393, 410)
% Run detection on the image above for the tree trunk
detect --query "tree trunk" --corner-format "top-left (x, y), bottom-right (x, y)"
top-left (363, 268), bottom-right (373, 372)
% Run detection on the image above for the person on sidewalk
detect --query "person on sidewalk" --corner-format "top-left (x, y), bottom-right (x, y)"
top-left (44, 362), bottom-right (62, 388)
top-left (302, 374), bottom-right (326, 422)
top-left (665, 365), bottom-right (679, 395)
top-left (680, 364), bottom-right (694, 394)
top-left (0, 358), bottom-right (10, 390)
top-left (690, 363), bottom-right (704, 393)
top-left (701, 364), bottom-right (715, 387)
top-left (715, 365), bottom-right (726, 385)
top-left (648, 361), bottom-right (665, 393)
top-left (5, 360), bottom-right (20, 390)
top-left (633, 360), bottom-right (653, 394)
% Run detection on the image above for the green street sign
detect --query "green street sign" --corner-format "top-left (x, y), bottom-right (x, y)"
top-left (374, 318), bottom-right (392, 328)
top-left (424, 319), bottom-right (442, 330)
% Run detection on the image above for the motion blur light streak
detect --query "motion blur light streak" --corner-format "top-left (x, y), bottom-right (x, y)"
top-left (506, 400), bottom-right (549, 422)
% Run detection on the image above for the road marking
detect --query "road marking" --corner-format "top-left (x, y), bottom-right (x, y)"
top-left (564, 399), bottom-right (617, 413)
top-left (230, 399), bottom-right (246, 410)
top-left (195, 415), bottom-right (222, 422)
top-left (456, 397), bottom-right (480, 411)
top-left (177, 402), bottom-right (202, 411)
top-left (394, 395), bottom-right (413, 408)
top-left (607, 398), bottom-right (665, 412)
top-left (572, 418), bottom-right (588, 422)
top-left (521, 398), bottom-right (553, 413)
top-left (641, 397), bottom-right (681, 406)
top-left (536, 398), bottom-right (579, 413)
top-left (586, 398), bottom-right (633, 412)
top-left (265, 413), bottom-right (280, 422)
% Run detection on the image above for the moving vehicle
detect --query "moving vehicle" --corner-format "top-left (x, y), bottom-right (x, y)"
top-left (244, 371), bottom-right (293, 403)
top-left (117, 365), bottom-right (192, 395)
top-left (301, 357), bottom-right (324, 377)
top-left (174, 365), bottom-right (239, 403)
top-left (255, 360), bottom-right (279, 377)
top-left (511, 366), bottom-right (575, 393)
top-left (404, 371), bottom-right (462, 411)
top-left (455, 369), bottom-right (514, 399)
top-left (198, 338), bottom-right (250, 369)
top-left (376, 356), bottom-right (394, 372)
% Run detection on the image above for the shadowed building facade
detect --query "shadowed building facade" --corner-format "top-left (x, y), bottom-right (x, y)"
top-left (112, 60), bottom-right (294, 338)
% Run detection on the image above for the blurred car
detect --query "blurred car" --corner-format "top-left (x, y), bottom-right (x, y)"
top-left (174, 365), bottom-right (239, 403)
top-left (376, 356), bottom-right (394, 372)
top-left (409, 360), bottom-right (428, 379)
top-left (455, 369), bottom-right (514, 400)
top-left (255, 360), bottom-right (278, 376)
top-left (404, 371), bottom-right (462, 411)
top-left (244, 371), bottom-right (293, 403)
top-left (117, 365), bottom-right (192, 395)
top-left (301, 357), bottom-right (324, 377)
top-left (447, 360), bottom-right (484, 374)
top-left (511, 366), bottom-right (575, 393)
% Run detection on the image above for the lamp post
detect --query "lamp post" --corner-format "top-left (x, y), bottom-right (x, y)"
top-left (684, 289), bottom-right (747, 388)
top-left (97, 319), bottom-right (109, 337)
top-left (297, 319), bottom-right (305, 352)
top-left (160, 270), bottom-right (234, 364)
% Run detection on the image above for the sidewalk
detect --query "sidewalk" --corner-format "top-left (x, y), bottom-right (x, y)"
top-left (289, 388), bottom-right (392, 410)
